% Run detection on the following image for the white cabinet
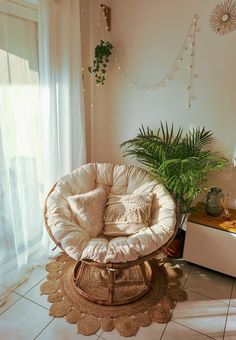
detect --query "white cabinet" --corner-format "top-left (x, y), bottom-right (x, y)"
top-left (183, 221), bottom-right (236, 277)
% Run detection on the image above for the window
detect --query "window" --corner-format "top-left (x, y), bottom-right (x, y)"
top-left (0, 0), bottom-right (44, 265)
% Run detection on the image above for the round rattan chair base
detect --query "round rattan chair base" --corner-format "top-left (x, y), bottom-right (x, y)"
top-left (40, 253), bottom-right (187, 337)
top-left (73, 260), bottom-right (152, 306)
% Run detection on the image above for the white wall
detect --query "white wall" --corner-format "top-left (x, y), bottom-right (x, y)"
top-left (81, 0), bottom-right (236, 202)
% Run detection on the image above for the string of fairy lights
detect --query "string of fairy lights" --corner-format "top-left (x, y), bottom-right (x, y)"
top-left (82, 6), bottom-right (199, 110)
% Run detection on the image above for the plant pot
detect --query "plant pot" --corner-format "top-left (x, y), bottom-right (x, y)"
top-left (165, 229), bottom-right (186, 258)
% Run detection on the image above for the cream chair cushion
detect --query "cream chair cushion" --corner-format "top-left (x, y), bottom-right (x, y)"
top-left (45, 163), bottom-right (176, 263)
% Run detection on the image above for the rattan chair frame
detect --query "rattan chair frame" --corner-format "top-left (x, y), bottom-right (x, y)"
top-left (44, 181), bottom-right (179, 306)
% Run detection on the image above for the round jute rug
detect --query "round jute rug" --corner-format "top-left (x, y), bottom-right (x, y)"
top-left (40, 253), bottom-right (187, 337)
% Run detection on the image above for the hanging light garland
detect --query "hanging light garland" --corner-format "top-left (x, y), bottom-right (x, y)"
top-left (83, 6), bottom-right (199, 109)
top-left (104, 10), bottom-right (198, 108)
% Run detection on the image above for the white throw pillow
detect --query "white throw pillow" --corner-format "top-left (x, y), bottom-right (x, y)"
top-left (103, 192), bottom-right (153, 236)
top-left (67, 187), bottom-right (107, 238)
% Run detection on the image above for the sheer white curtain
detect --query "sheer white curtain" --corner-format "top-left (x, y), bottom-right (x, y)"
top-left (0, 8), bottom-right (46, 297)
top-left (38, 0), bottom-right (86, 191)
top-left (0, 0), bottom-right (86, 303)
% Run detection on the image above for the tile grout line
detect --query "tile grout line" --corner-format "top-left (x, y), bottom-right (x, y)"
top-left (23, 295), bottom-right (49, 311)
top-left (170, 284), bottom-right (231, 340)
top-left (184, 287), bottom-right (233, 306)
top-left (182, 263), bottom-right (193, 288)
top-left (168, 263), bottom-right (232, 340)
top-left (2, 274), bottom-right (46, 301)
top-left (16, 275), bottom-right (47, 297)
top-left (222, 278), bottom-right (234, 340)
top-left (183, 264), bottom-right (235, 306)
top-left (159, 262), bottom-right (193, 339)
top-left (33, 317), bottom-right (55, 339)
top-left (0, 275), bottom-right (47, 317)
top-left (97, 331), bottom-right (104, 339)
top-left (159, 304), bottom-right (175, 340)
top-left (0, 294), bottom-right (23, 317)
top-left (11, 291), bottom-right (22, 298)
top-left (171, 320), bottom-right (217, 340)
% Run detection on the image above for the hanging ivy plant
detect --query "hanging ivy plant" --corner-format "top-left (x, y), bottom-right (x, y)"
top-left (88, 40), bottom-right (113, 85)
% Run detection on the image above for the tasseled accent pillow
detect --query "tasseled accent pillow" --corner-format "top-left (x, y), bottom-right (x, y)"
top-left (67, 187), bottom-right (107, 238)
top-left (103, 193), bottom-right (153, 236)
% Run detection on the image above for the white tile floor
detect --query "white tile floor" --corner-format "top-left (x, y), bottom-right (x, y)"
top-left (0, 260), bottom-right (235, 340)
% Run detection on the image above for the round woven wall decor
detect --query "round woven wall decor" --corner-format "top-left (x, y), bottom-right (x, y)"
top-left (209, 0), bottom-right (236, 35)
top-left (40, 253), bottom-right (187, 337)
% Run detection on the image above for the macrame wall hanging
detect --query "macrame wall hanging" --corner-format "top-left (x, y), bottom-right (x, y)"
top-left (83, 5), bottom-right (199, 109)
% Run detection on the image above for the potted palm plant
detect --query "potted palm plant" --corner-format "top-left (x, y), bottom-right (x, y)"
top-left (121, 122), bottom-right (227, 257)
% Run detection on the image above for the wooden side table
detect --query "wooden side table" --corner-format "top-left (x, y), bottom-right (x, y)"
top-left (183, 203), bottom-right (236, 277)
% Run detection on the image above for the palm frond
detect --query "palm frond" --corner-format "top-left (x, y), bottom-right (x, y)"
top-left (183, 127), bottom-right (213, 154)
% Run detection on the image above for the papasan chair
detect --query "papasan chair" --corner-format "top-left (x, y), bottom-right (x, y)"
top-left (44, 163), bottom-right (177, 306)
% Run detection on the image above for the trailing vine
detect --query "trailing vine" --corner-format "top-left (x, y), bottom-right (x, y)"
top-left (88, 40), bottom-right (113, 85)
